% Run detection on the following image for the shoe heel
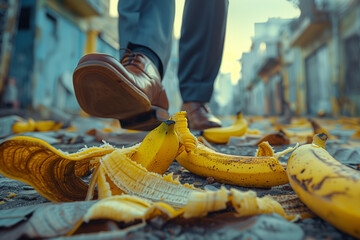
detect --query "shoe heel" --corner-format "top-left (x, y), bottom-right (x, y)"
top-left (119, 106), bottom-right (170, 131)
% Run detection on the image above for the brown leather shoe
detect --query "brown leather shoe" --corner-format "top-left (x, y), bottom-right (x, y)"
top-left (181, 102), bottom-right (222, 130)
top-left (73, 52), bottom-right (169, 130)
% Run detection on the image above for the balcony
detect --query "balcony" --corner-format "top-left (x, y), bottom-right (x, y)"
top-left (290, 17), bottom-right (329, 47)
top-left (64, 0), bottom-right (105, 17)
top-left (290, 0), bottom-right (329, 47)
top-left (257, 42), bottom-right (281, 78)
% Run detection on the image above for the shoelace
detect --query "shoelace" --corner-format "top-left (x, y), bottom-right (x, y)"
top-left (120, 48), bottom-right (153, 79)
top-left (120, 48), bottom-right (142, 68)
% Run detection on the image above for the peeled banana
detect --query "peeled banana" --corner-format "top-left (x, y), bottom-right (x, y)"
top-left (287, 133), bottom-right (360, 238)
top-left (177, 141), bottom-right (296, 187)
top-left (130, 120), bottom-right (179, 174)
top-left (202, 112), bottom-right (247, 144)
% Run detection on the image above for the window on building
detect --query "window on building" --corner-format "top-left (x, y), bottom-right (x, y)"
top-left (18, 6), bottom-right (31, 30)
top-left (46, 12), bottom-right (57, 37)
top-left (344, 35), bottom-right (360, 94)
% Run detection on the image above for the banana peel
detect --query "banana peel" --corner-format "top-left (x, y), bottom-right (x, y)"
top-left (97, 149), bottom-right (200, 207)
top-left (170, 111), bottom-right (198, 152)
top-left (68, 187), bottom-right (297, 235)
top-left (81, 187), bottom-right (289, 227)
top-left (0, 136), bottom-right (115, 201)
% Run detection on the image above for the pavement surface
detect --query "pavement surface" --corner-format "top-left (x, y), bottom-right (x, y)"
top-left (0, 109), bottom-right (359, 240)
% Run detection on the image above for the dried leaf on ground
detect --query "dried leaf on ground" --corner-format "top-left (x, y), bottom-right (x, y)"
top-left (0, 204), bottom-right (40, 228)
top-left (350, 130), bottom-right (360, 140)
top-left (0, 201), bottom-right (94, 239)
top-left (255, 130), bottom-right (290, 145)
top-left (328, 147), bottom-right (360, 167)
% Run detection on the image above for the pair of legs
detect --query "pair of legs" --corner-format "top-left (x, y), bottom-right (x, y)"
top-left (73, 0), bottom-right (228, 130)
top-left (118, 0), bottom-right (228, 103)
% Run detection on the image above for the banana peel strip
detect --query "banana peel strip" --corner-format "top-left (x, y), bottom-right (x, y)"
top-left (170, 111), bottom-right (198, 152)
top-left (0, 136), bottom-right (116, 202)
top-left (82, 187), bottom-right (289, 227)
top-left (98, 150), bottom-right (200, 208)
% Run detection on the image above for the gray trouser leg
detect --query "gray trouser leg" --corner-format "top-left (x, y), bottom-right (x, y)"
top-left (178, 0), bottom-right (228, 103)
top-left (118, 0), bottom-right (175, 72)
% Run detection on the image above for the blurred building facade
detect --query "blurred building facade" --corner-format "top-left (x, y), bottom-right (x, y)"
top-left (240, 0), bottom-right (360, 117)
top-left (239, 18), bottom-right (292, 116)
top-left (0, 0), bottom-right (20, 99)
top-left (2, 0), bottom-right (359, 117)
top-left (209, 72), bottom-right (235, 116)
top-left (0, 0), bottom-right (119, 113)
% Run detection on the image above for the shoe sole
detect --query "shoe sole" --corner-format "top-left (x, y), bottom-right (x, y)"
top-left (73, 59), bottom-right (169, 131)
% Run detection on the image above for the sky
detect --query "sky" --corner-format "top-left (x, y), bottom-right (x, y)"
top-left (109, 0), bottom-right (300, 84)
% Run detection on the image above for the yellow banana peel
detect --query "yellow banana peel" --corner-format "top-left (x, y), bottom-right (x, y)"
top-left (0, 136), bottom-right (115, 201)
top-left (170, 111), bottom-right (198, 152)
top-left (83, 187), bottom-right (288, 224)
top-left (287, 133), bottom-right (360, 238)
top-left (97, 149), bottom-right (200, 207)
top-left (202, 112), bottom-right (248, 144)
